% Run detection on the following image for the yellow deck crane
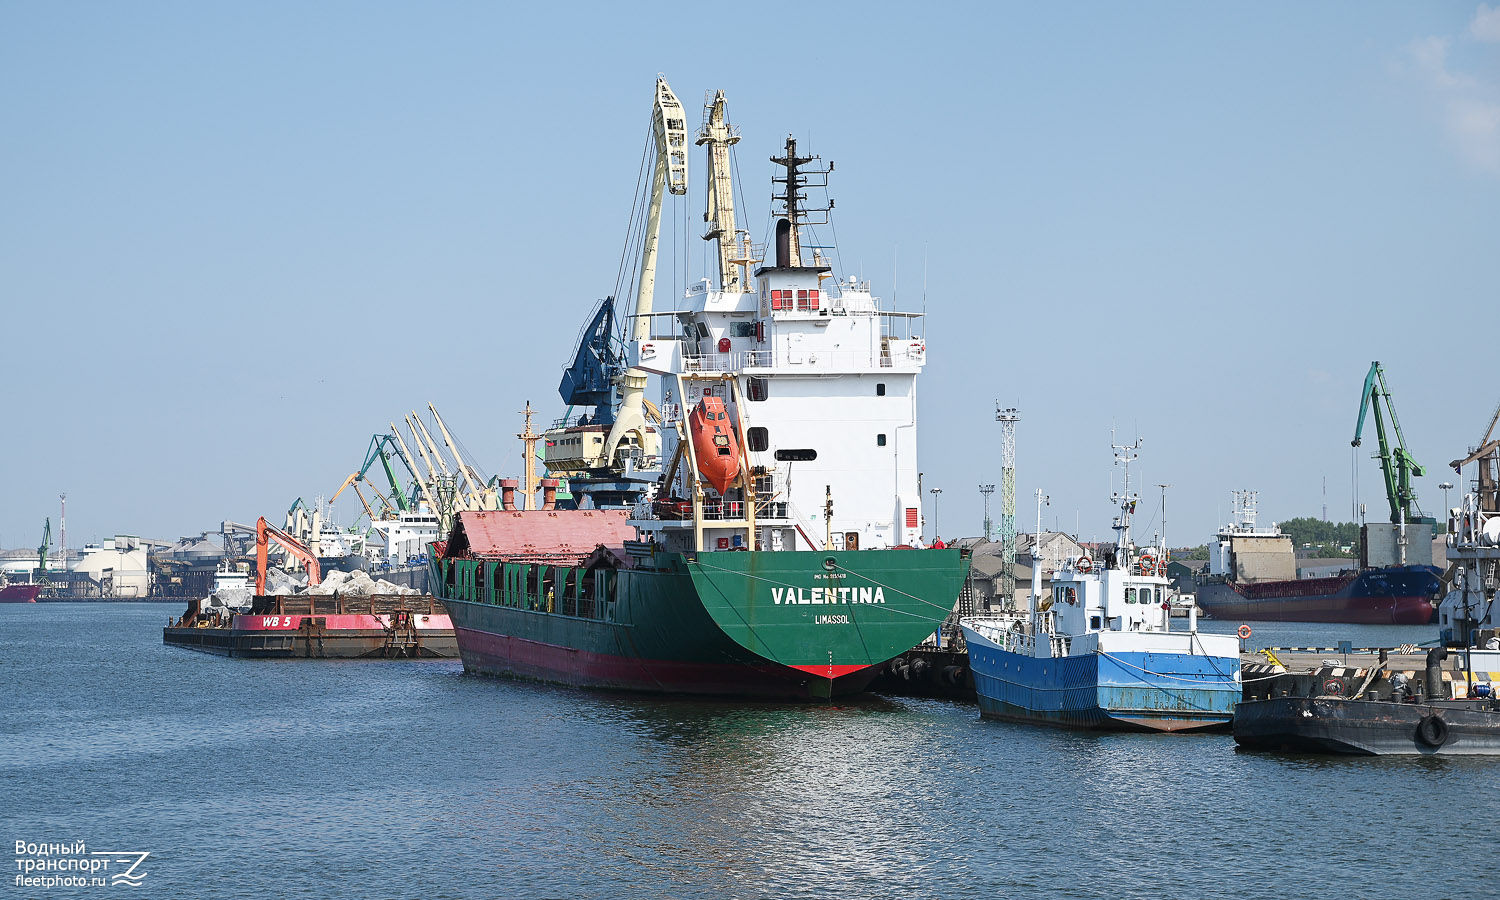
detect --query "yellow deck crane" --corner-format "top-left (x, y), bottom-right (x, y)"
top-left (599, 77), bottom-right (688, 469)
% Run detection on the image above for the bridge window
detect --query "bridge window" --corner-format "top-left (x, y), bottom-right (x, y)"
top-left (732, 322), bottom-right (756, 337)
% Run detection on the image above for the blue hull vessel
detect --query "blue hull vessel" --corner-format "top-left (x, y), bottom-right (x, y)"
top-left (962, 624), bottom-right (1241, 732)
top-left (962, 441), bottom-right (1241, 733)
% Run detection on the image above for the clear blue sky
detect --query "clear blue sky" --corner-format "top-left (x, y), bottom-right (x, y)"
top-left (2, 2), bottom-right (1496, 550)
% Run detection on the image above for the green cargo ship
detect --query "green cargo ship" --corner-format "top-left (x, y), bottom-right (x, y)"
top-left (435, 512), bottom-right (967, 699)
top-left (435, 79), bottom-right (968, 700)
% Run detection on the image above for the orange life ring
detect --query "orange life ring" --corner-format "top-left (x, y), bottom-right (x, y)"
top-left (1237, 624), bottom-right (1252, 640)
top-left (1076, 556), bottom-right (1093, 573)
top-left (1138, 555), bottom-right (1157, 575)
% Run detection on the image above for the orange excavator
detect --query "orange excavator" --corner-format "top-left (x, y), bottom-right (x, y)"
top-left (255, 516), bottom-right (322, 595)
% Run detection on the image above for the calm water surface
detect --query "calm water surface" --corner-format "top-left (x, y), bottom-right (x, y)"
top-left (2, 604), bottom-right (1492, 899)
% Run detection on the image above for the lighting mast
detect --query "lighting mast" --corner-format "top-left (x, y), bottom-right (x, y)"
top-left (997, 406), bottom-right (1020, 608)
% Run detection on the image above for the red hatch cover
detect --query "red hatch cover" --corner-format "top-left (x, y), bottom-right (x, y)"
top-left (444, 509), bottom-right (636, 564)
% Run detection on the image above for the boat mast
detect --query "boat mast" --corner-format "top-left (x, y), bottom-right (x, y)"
top-left (697, 90), bottom-right (743, 292)
top-left (603, 77), bottom-right (688, 467)
top-left (1110, 435), bottom-right (1143, 565)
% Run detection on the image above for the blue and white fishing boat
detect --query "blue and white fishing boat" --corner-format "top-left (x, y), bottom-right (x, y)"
top-left (960, 440), bottom-right (1241, 732)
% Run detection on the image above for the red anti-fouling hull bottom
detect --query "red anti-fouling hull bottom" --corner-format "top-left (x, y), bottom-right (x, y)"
top-left (0, 584), bottom-right (42, 603)
top-left (455, 627), bottom-right (880, 701)
top-left (1195, 566), bottom-right (1440, 624)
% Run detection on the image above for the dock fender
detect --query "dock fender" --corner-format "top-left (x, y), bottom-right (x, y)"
top-left (940, 665), bottom-right (966, 687)
top-left (1416, 714), bottom-right (1449, 748)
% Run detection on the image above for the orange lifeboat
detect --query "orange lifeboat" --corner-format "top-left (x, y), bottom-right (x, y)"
top-left (689, 396), bottom-right (741, 496)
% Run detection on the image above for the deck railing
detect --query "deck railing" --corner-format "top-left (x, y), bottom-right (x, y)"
top-left (680, 348), bottom-right (902, 372)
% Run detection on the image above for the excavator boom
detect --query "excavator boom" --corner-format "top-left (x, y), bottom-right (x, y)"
top-left (255, 516), bottom-right (321, 595)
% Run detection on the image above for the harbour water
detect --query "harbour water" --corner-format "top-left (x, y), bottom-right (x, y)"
top-left (4, 603), bottom-right (1496, 899)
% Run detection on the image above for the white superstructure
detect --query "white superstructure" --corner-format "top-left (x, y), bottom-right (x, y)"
top-left (371, 507), bottom-right (441, 567)
top-left (630, 129), bottom-right (926, 554)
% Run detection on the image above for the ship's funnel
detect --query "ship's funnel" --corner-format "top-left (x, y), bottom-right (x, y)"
top-left (500, 479), bottom-right (518, 512)
top-left (775, 219), bottom-right (791, 268)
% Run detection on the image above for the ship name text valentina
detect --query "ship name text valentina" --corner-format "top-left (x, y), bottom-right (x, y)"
top-left (770, 587), bottom-right (886, 605)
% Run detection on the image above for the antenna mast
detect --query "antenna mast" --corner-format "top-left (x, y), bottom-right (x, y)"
top-left (1110, 434), bottom-right (1143, 559)
top-left (769, 136), bottom-right (831, 269)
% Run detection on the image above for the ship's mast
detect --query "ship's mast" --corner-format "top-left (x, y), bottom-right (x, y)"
top-left (768, 135), bottom-right (832, 270)
top-left (771, 137), bottom-right (809, 267)
top-left (697, 90), bottom-right (742, 292)
top-left (603, 77), bottom-right (687, 466)
top-left (518, 401), bottom-right (540, 511)
top-left (1110, 435), bottom-right (1143, 562)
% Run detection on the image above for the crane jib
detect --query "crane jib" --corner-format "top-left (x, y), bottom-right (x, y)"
top-left (1352, 361), bottom-right (1428, 524)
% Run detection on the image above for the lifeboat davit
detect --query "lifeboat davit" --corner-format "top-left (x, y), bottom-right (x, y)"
top-left (688, 396), bottom-right (741, 496)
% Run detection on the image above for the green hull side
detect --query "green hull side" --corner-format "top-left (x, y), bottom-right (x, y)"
top-left (434, 548), bottom-right (969, 695)
top-left (683, 548), bottom-right (969, 670)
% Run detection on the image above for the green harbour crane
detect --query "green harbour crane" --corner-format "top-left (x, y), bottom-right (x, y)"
top-left (1352, 361), bottom-right (1434, 525)
top-left (35, 518), bottom-right (51, 585)
top-left (358, 433), bottom-right (412, 513)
